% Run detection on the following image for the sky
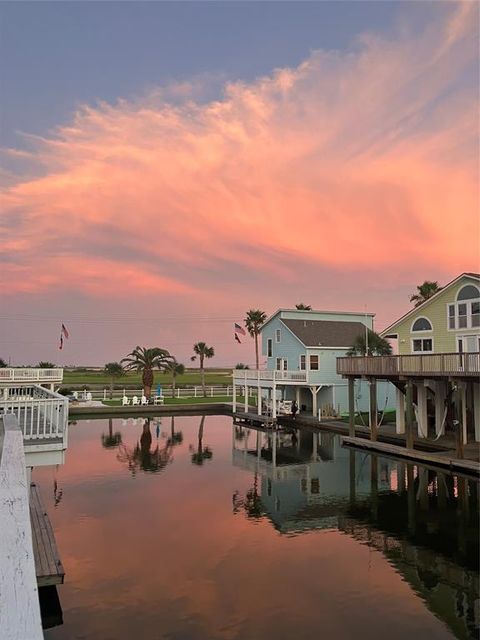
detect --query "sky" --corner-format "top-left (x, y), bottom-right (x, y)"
top-left (0, 1), bottom-right (479, 367)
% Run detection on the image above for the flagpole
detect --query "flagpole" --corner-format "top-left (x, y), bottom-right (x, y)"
top-left (365, 305), bottom-right (369, 356)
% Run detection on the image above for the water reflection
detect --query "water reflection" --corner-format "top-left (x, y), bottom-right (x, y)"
top-left (189, 415), bottom-right (213, 466)
top-left (232, 425), bottom-right (479, 639)
top-left (101, 417), bottom-right (123, 449)
top-left (117, 418), bottom-right (173, 475)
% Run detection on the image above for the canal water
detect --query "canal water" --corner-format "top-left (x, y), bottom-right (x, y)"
top-left (34, 415), bottom-right (479, 640)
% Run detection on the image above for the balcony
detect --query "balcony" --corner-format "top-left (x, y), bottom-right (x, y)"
top-left (232, 369), bottom-right (309, 384)
top-left (337, 352), bottom-right (480, 378)
top-left (0, 367), bottom-right (64, 385)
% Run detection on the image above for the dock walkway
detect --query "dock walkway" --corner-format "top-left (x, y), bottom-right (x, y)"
top-left (30, 483), bottom-right (65, 587)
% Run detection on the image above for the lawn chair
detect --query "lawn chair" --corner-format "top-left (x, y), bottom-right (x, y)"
top-left (141, 395), bottom-right (149, 405)
top-left (86, 392), bottom-right (93, 402)
top-left (132, 396), bottom-right (140, 406)
top-left (154, 395), bottom-right (164, 405)
top-left (122, 396), bottom-right (130, 406)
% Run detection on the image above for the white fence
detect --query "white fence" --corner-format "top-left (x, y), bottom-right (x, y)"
top-left (80, 385), bottom-right (251, 401)
top-left (0, 385), bottom-right (68, 441)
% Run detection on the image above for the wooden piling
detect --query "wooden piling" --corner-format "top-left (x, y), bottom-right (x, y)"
top-left (405, 380), bottom-right (414, 449)
top-left (348, 377), bottom-right (355, 438)
top-left (369, 378), bottom-right (378, 442)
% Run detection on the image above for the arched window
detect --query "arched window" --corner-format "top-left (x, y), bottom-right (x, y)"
top-left (412, 317), bottom-right (432, 331)
top-left (457, 285), bottom-right (480, 301)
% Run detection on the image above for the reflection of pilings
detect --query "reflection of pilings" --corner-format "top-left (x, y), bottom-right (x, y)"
top-left (407, 464), bottom-right (416, 535)
top-left (370, 454), bottom-right (378, 520)
top-left (349, 449), bottom-right (356, 506)
top-left (457, 477), bottom-right (468, 560)
top-left (438, 473), bottom-right (448, 509)
top-left (398, 462), bottom-right (406, 493)
top-left (418, 467), bottom-right (429, 511)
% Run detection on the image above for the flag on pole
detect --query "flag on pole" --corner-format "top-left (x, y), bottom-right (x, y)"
top-left (59, 323), bottom-right (70, 350)
top-left (59, 335), bottom-right (64, 350)
top-left (234, 323), bottom-right (246, 336)
top-left (61, 324), bottom-right (69, 339)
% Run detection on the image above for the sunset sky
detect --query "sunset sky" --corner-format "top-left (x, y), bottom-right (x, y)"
top-left (1, 1), bottom-right (478, 367)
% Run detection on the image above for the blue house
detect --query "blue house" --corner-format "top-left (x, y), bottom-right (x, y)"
top-left (233, 308), bottom-right (394, 418)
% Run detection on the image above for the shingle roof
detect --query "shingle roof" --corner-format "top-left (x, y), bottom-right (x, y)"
top-left (281, 319), bottom-right (365, 347)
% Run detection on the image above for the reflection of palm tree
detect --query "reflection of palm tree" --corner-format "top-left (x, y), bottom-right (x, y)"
top-left (101, 418), bottom-right (123, 449)
top-left (167, 416), bottom-right (183, 446)
top-left (232, 473), bottom-right (264, 519)
top-left (117, 419), bottom-right (173, 475)
top-left (190, 416), bottom-right (213, 465)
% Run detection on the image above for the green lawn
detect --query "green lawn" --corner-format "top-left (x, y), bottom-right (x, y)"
top-left (63, 370), bottom-right (232, 386)
top-left (340, 409), bottom-right (396, 426)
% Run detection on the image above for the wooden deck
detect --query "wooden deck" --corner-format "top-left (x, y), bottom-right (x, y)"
top-left (30, 483), bottom-right (65, 587)
top-left (233, 411), bottom-right (277, 428)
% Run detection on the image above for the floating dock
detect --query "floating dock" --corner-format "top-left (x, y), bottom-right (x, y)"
top-left (30, 483), bottom-right (65, 587)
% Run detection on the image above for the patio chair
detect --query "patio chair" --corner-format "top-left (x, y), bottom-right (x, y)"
top-left (132, 396), bottom-right (140, 406)
top-left (86, 392), bottom-right (93, 402)
top-left (154, 395), bottom-right (164, 405)
top-left (141, 395), bottom-right (149, 405)
top-left (122, 396), bottom-right (130, 406)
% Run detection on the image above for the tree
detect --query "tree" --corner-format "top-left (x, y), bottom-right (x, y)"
top-left (163, 361), bottom-right (185, 395)
top-left (244, 309), bottom-right (267, 369)
top-left (38, 361), bottom-right (55, 368)
top-left (121, 346), bottom-right (174, 399)
top-left (191, 342), bottom-right (214, 397)
top-left (235, 363), bottom-right (250, 369)
top-left (295, 303), bottom-right (312, 310)
top-left (104, 362), bottom-right (125, 399)
top-left (410, 281), bottom-right (442, 307)
top-left (347, 329), bottom-right (393, 356)
top-left (0, 358), bottom-right (7, 368)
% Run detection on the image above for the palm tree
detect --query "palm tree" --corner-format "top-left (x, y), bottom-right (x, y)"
top-left (121, 346), bottom-right (174, 399)
top-left (347, 330), bottom-right (393, 356)
top-left (104, 361), bottom-right (125, 399)
top-left (295, 303), bottom-right (312, 310)
top-left (38, 361), bottom-right (55, 368)
top-left (190, 416), bottom-right (213, 465)
top-left (410, 281), bottom-right (442, 307)
top-left (234, 363), bottom-right (250, 369)
top-left (163, 361), bottom-right (185, 396)
top-left (191, 342), bottom-right (214, 397)
top-left (244, 309), bottom-right (267, 369)
top-left (0, 358), bottom-right (7, 368)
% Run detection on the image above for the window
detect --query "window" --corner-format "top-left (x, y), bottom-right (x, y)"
top-left (412, 338), bottom-right (433, 352)
top-left (267, 339), bottom-right (272, 357)
top-left (300, 355), bottom-right (306, 370)
top-left (447, 284), bottom-right (480, 330)
top-left (275, 329), bottom-right (281, 343)
top-left (309, 355), bottom-right (319, 370)
top-left (276, 358), bottom-right (282, 370)
top-left (412, 317), bottom-right (432, 331)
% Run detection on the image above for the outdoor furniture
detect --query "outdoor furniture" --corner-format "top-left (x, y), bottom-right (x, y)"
top-left (132, 396), bottom-right (140, 406)
top-left (86, 392), bottom-right (93, 402)
top-left (153, 395), bottom-right (164, 405)
top-left (122, 396), bottom-right (130, 406)
top-left (141, 395), bottom-right (149, 405)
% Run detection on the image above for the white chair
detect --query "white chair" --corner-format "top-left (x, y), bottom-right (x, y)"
top-left (132, 396), bottom-right (140, 406)
top-left (154, 395), bottom-right (164, 405)
top-left (122, 396), bottom-right (130, 406)
top-left (73, 391), bottom-right (79, 400)
top-left (141, 395), bottom-right (149, 405)
top-left (86, 392), bottom-right (93, 402)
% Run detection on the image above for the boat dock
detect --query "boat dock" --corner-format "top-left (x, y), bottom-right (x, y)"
top-left (30, 483), bottom-right (65, 587)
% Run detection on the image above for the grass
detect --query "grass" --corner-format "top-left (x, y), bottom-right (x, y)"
top-left (63, 370), bottom-right (232, 386)
top-left (102, 395), bottom-right (234, 406)
top-left (340, 409), bottom-right (396, 426)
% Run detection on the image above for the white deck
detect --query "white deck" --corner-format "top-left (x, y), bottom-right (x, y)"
top-left (0, 368), bottom-right (63, 385)
top-left (0, 414), bottom-right (43, 640)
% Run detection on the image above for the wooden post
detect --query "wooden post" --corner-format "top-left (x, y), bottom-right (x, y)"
top-left (257, 371), bottom-right (261, 415)
top-left (369, 378), bottom-right (378, 441)
top-left (395, 387), bottom-right (405, 434)
top-left (244, 384), bottom-right (248, 413)
top-left (348, 377), bottom-right (355, 437)
top-left (405, 380), bottom-right (414, 449)
top-left (454, 383), bottom-right (464, 459)
top-left (232, 382), bottom-right (236, 413)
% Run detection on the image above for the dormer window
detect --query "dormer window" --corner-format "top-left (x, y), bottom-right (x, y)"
top-left (412, 317), bottom-right (432, 332)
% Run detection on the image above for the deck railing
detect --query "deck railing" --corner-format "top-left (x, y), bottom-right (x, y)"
top-left (0, 367), bottom-right (63, 383)
top-left (0, 385), bottom-right (68, 440)
top-left (232, 369), bottom-right (308, 383)
top-left (337, 352), bottom-right (480, 377)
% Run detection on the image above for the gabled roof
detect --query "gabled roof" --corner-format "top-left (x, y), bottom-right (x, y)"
top-left (261, 308), bottom-right (375, 331)
top-left (381, 272), bottom-right (480, 338)
top-left (281, 319), bottom-right (366, 348)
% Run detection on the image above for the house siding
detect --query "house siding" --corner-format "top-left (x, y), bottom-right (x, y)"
top-left (384, 275), bottom-right (480, 355)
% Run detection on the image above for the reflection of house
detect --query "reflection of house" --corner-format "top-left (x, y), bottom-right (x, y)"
top-left (233, 308), bottom-right (395, 418)
top-left (232, 426), bottom-right (393, 533)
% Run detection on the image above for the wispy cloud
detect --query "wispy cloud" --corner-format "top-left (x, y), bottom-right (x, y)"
top-left (1, 3), bottom-right (478, 300)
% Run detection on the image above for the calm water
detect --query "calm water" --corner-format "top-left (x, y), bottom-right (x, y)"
top-left (34, 415), bottom-right (479, 640)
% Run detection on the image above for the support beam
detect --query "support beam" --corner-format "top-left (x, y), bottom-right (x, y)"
top-left (257, 373), bottom-right (261, 416)
top-left (473, 382), bottom-right (480, 442)
top-left (232, 382), bottom-right (237, 413)
top-left (405, 380), bottom-right (414, 449)
top-left (348, 378), bottom-right (355, 437)
top-left (417, 384), bottom-right (428, 438)
top-left (454, 383), bottom-right (464, 459)
top-left (460, 383), bottom-right (467, 445)
top-left (395, 387), bottom-right (405, 434)
top-left (272, 384), bottom-right (277, 419)
top-left (435, 381), bottom-right (447, 437)
top-left (244, 385), bottom-right (249, 413)
top-left (312, 386), bottom-right (318, 418)
top-left (369, 379), bottom-right (378, 442)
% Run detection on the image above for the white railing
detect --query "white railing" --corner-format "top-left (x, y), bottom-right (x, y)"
top-left (84, 385), bottom-right (238, 401)
top-left (232, 369), bottom-right (308, 383)
top-left (0, 385), bottom-right (68, 441)
top-left (0, 368), bottom-right (63, 383)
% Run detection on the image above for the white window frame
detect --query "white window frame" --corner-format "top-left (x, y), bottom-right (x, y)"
top-left (309, 354), bottom-right (319, 370)
top-left (299, 355), bottom-right (306, 370)
top-left (411, 337), bottom-right (434, 353)
top-left (410, 316), bottom-right (433, 332)
top-left (446, 285), bottom-right (480, 331)
top-left (275, 329), bottom-right (281, 343)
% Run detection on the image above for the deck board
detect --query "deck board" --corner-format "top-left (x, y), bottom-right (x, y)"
top-left (30, 483), bottom-right (65, 587)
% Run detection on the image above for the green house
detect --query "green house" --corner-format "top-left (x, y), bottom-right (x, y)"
top-left (381, 273), bottom-right (480, 355)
